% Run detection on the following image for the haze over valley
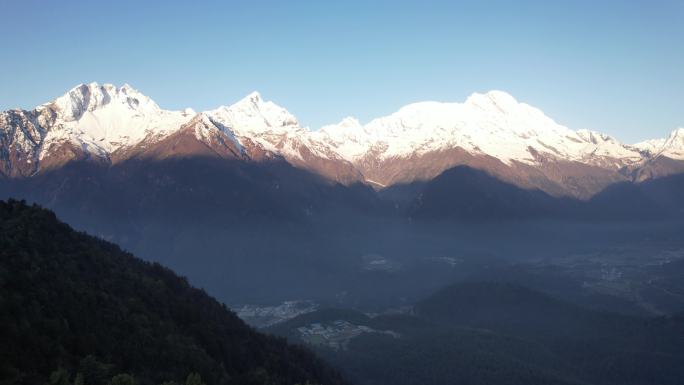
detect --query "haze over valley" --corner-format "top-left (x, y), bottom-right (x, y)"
top-left (2, 82), bottom-right (684, 315)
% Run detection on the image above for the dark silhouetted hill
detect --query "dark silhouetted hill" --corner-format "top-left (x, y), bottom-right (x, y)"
top-left (0, 199), bottom-right (348, 385)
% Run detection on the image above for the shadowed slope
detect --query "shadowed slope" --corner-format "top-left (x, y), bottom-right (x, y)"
top-left (0, 200), bottom-right (349, 385)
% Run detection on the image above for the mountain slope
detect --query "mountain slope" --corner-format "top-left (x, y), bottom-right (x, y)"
top-left (414, 282), bottom-right (684, 385)
top-left (270, 283), bottom-right (684, 385)
top-left (415, 282), bottom-right (616, 338)
top-left (406, 166), bottom-right (577, 220)
top-left (0, 199), bottom-right (348, 385)
top-left (269, 308), bottom-right (583, 385)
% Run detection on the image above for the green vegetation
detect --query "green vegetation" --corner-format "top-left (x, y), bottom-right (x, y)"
top-left (0, 200), bottom-right (347, 385)
top-left (43, 368), bottom-right (205, 385)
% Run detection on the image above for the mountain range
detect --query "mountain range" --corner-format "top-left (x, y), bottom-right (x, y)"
top-left (4, 85), bottom-right (684, 385)
top-left (2, 82), bottom-right (683, 198)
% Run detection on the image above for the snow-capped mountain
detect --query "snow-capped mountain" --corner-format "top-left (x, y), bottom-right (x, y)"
top-left (1, 82), bottom-right (682, 198)
top-left (318, 91), bottom-right (644, 166)
top-left (636, 128), bottom-right (684, 159)
top-left (0, 83), bottom-right (195, 176)
top-left (313, 91), bottom-right (659, 195)
top-left (45, 83), bottom-right (195, 153)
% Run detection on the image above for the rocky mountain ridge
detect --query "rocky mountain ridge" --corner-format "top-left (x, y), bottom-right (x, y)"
top-left (2, 82), bottom-right (682, 197)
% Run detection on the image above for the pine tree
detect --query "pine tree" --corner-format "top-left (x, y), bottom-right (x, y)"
top-left (109, 373), bottom-right (136, 385)
top-left (79, 356), bottom-right (112, 385)
top-left (49, 368), bottom-right (71, 385)
top-left (185, 373), bottom-right (204, 385)
top-left (74, 373), bottom-right (85, 385)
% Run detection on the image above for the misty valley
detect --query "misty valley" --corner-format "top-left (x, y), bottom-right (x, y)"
top-left (3, 160), bottom-right (684, 385)
top-left (116, 216), bottom-right (684, 317)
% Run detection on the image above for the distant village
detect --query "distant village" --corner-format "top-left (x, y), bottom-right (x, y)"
top-left (297, 320), bottom-right (400, 350)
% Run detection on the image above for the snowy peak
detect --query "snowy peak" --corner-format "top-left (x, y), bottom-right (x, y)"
top-left (0, 82), bottom-right (196, 167)
top-left (200, 92), bottom-right (322, 161)
top-left (207, 92), bottom-right (302, 140)
top-left (318, 117), bottom-right (363, 138)
top-left (634, 138), bottom-right (666, 153)
top-left (317, 90), bottom-right (643, 166)
top-left (219, 91), bottom-right (266, 116)
top-left (41, 82), bottom-right (194, 155)
top-left (337, 116), bottom-right (362, 129)
top-left (660, 127), bottom-right (684, 159)
top-left (465, 90), bottom-right (521, 112)
top-left (44, 82), bottom-right (161, 122)
top-left (667, 127), bottom-right (684, 142)
top-left (577, 129), bottom-right (612, 144)
top-left (634, 128), bottom-right (684, 160)
top-left (240, 91), bottom-right (264, 105)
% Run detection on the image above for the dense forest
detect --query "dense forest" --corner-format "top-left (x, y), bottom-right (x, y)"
top-left (0, 200), bottom-right (348, 385)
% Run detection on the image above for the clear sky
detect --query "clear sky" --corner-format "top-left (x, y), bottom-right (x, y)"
top-left (1, 0), bottom-right (682, 143)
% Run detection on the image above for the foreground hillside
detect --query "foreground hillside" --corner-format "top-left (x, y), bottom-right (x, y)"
top-left (0, 200), bottom-right (348, 385)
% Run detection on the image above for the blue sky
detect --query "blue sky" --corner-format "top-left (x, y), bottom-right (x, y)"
top-left (1, 0), bottom-right (682, 143)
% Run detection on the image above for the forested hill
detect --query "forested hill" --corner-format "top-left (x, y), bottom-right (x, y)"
top-left (0, 199), bottom-right (348, 385)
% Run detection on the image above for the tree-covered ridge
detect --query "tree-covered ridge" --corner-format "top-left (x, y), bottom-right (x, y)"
top-left (271, 283), bottom-right (684, 385)
top-left (0, 199), bottom-right (348, 385)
